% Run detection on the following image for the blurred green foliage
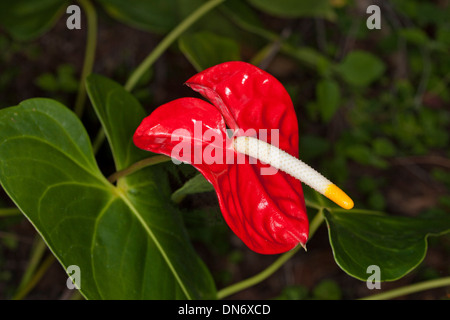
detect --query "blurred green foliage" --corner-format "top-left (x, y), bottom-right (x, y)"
top-left (274, 279), bottom-right (342, 300)
top-left (34, 64), bottom-right (78, 93)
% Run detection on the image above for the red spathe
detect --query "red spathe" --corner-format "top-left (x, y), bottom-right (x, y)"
top-left (134, 61), bottom-right (308, 254)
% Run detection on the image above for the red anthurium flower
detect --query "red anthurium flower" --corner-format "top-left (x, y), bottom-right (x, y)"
top-left (134, 61), bottom-right (353, 254)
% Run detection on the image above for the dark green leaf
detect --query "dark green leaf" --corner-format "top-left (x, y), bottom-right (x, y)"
top-left (312, 279), bottom-right (342, 300)
top-left (34, 73), bottom-right (59, 92)
top-left (96, 0), bottom-right (179, 34)
top-left (372, 138), bottom-right (396, 157)
top-left (35, 64), bottom-right (78, 93)
top-left (221, 0), bottom-right (273, 39)
top-left (299, 135), bottom-right (330, 161)
top-left (316, 79), bottom-right (341, 123)
top-left (247, 0), bottom-right (335, 19)
top-left (280, 45), bottom-right (331, 73)
top-left (335, 51), bottom-right (385, 87)
top-left (437, 25), bottom-right (450, 48)
top-left (97, 0), bottom-right (235, 36)
top-left (171, 174), bottom-right (215, 203)
top-left (0, 97), bottom-right (216, 299)
top-left (0, 99), bottom-right (110, 299)
top-left (345, 145), bottom-right (372, 164)
top-left (177, 0), bottom-right (239, 38)
top-left (0, 0), bottom-right (68, 41)
top-left (324, 210), bottom-right (450, 281)
top-left (367, 191), bottom-right (386, 211)
top-left (86, 74), bottom-right (149, 170)
top-left (179, 31), bottom-right (241, 71)
top-left (222, 1), bottom-right (332, 71)
top-left (398, 28), bottom-right (429, 46)
top-left (273, 285), bottom-right (309, 300)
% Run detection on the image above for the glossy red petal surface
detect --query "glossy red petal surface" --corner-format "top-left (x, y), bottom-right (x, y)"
top-left (186, 62), bottom-right (308, 253)
top-left (133, 97), bottom-right (229, 182)
top-left (186, 61), bottom-right (299, 156)
top-left (216, 164), bottom-right (308, 254)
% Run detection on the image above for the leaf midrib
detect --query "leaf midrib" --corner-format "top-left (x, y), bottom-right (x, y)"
top-left (90, 195), bottom-right (117, 299)
top-left (6, 133), bottom-right (192, 299)
top-left (116, 189), bottom-right (192, 300)
top-left (27, 105), bottom-right (99, 172)
top-left (1, 135), bottom-right (108, 186)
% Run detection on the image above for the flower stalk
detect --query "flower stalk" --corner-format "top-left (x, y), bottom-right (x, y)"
top-left (74, 0), bottom-right (97, 118)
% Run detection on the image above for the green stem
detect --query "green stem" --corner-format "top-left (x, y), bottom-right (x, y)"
top-left (108, 155), bottom-right (172, 183)
top-left (217, 245), bottom-right (300, 299)
top-left (12, 254), bottom-right (55, 300)
top-left (360, 276), bottom-right (450, 300)
top-left (74, 0), bottom-right (97, 117)
top-left (221, 6), bottom-right (328, 70)
top-left (13, 237), bottom-right (53, 300)
top-left (250, 41), bottom-right (279, 68)
top-left (124, 0), bottom-right (225, 92)
top-left (331, 207), bottom-right (386, 215)
top-left (15, 237), bottom-right (47, 294)
top-left (309, 209), bottom-right (324, 239)
top-left (217, 209), bottom-right (325, 299)
top-left (304, 198), bottom-right (322, 210)
top-left (92, 127), bottom-right (106, 155)
top-left (0, 207), bottom-right (21, 217)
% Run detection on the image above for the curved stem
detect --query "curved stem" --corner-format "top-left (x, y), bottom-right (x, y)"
top-left (309, 209), bottom-right (325, 239)
top-left (74, 0), bottom-right (97, 117)
top-left (124, 0), bottom-right (225, 92)
top-left (217, 209), bottom-right (325, 299)
top-left (360, 276), bottom-right (450, 300)
top-left (92, 127), bottom-right (106, 155)
top-left (13, 252), bottom-right (55, 300)
top-left (15, 237), bottom-right (47, 296)
top-left (108, 155), bottom-right (172, 183)
top-left (217, 245), bottom-right (300, 300)
top-left (331, 207), bottom-right (386, 215)
top-left (304, 198), bottom-right (322, 210)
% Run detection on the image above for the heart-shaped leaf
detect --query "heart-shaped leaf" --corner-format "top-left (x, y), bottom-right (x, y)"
top-left (0, 97), bottom-right (216, 299)
top-left (324, 209), bottom-right (450, 281)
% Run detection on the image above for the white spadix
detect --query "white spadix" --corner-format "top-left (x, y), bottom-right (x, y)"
top-left (233, 136), bottom-right (354, 210)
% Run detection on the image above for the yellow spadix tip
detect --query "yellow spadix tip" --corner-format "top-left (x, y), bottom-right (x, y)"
top-left (324, 184), bottom-right (354, 210)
